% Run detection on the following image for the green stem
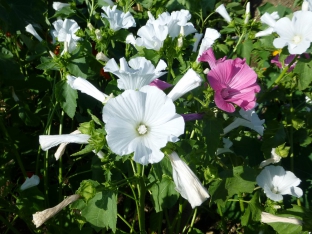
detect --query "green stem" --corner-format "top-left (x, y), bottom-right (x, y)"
top-left (136, 163), bottom-right (146, 233)
top-left (187, 208), bottom-right (197, 233)
top-left (174, 200), bottom-right (186, 233)
top-left (0, 116), bottom-right (26, 177)
top-left (117, 213), bottom-right (132, 229)
top-left (0, 214), bottom-right (20, 234)
top-left (58, 111), bottom-right (64, 197)
top-left (289, 93), bottom-right (294, 172)
top-left (88, 0), bottom-right (95, 21)
top-left (44, 124), bottom-right (51, 207)
top-left (238, 193), bottom-right (245, 212)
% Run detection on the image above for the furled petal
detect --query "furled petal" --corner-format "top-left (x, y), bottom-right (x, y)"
top-left (52, 2), bottom-right (70, 11)
top-left (261, 212), bottom-right (302, 225)
top-left (25, 24), bottom-right (43, 42)
top-left (167, 69), bottom-right (202, 101)
top-left (255, 27), bottom-right (275, 37)
top-left (197, 28), bottom-right (221, 59)
top-left (215, 4), bottom-right (232, 23)
top-left (169, 152), bottom-right (209, 208)
top-left (20, 175), bottom-right (40, 191)
top-left (259, 148), bottom-right (281, 168)
top-left (39, 134), bottom-right (90, 151)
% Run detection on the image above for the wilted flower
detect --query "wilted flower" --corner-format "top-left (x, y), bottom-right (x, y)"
top-left (33, 194), bottom-right (80, 228)
top-left (52, 2), bottom-right (70, 11)
top-left (167, 68), bottom-right (202, 101)
top-left (51, 19), bottom-right (81, 54)
top-left (259, 148), bottom-right (281, 168)
top-left (215, 4), bottom-right (232, 23)
top-left (20, 175), bottom-right (40, 191)
top-left (25, 24), bottom-right (43, 42)
top-left (102, 86), bottom-right (185, 165)
top-left (261, 212), bottom-right (302, 225)
top-left (224, 107), bottom-right (265, 135)
top-left (199, 48), bottom-right (260, 112)
top-left (256, 165), bottom-right (303, 201)
top-left (196, 28), bottom-right (220, 60)
top-left (216, 138), bottom-right (234, 155)
top-left (101, 5), bottom-right (136, 31)
top-left (273, 10), bottom-right (312, 54)
top-left (96, 52), bottom-right (110, 62)
top-left (104, 57), bottom-right (167, 90)
top-left (168, 152), bottom-right (209, 208)
top-left (67, 75), bottom-right (112, 103)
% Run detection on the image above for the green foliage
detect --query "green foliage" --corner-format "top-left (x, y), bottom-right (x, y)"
top-left (55, 80), bottom-right (78, 118)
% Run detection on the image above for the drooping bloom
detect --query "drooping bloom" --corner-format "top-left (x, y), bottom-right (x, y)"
top-left (196, 28), bottom-right (220, 60)
top-left (102, 86), bottom-right (185, 165)
top-left (104, 57), bottom-right (167, 90)
top-left (216, 138), bottom-right (234, 155)
top-left (168, 152), bottom-right (209, 208)
top-left (273, 10), bottom-right (312, 54)
top-left (67, 75), bottom-right (113, 103)
top-left (223, 107), bottom-right (265, 135)
top-left (39, 133), bottom-right (90, 151)
top-left (33, 194), bottom-right (80, 228)
top-left (255, 12), bottom-right (280, 37)
top-left (259, 148), bottom-right (281, 168)
top-left (101, 6), bottom-right (136, 31)
top-left (25, 24), bottom-right (43, 42)
top-left (256, 165), bottom-right (303, 201)
top-left (20, 175), bottom-right (40, 191)
top-left (51, 19), bottom-right (81, 54)
top-left (271, 54), bottom-right (297, 72)
top-left (52, 2), bottom-right (70, 11)
top-left (167, 68), bottom-right (202, 101)
top-left (244, 2), bottom-right (250, 24)
top-left (261, 212), bottom-right (302, 225)
top-left (198, 48), bottom-right (260, 112)
top-left (215, 4), bottom-right (232, 23)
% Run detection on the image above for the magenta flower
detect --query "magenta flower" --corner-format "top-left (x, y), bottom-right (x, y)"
top-left (271, 54), bottom-right (297, 72)
top-left (149, 79), bottom-right (172, 90)
top-left (198, 48), bottom-right (260, 113)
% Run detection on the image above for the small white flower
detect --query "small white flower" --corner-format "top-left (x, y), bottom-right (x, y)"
top-left (255, 27), bottom-right (275, 38)
top-left (51, 19), bottom-right (81, 53)
top-left (67, 75), bottom-right (111, 103)
top-left (261, 212), bottom-right (302, 225)
top-left (168, 152), bottom-right (209, 208)
top-left (25, 24), bottom-right (43, 42)
top-left (197, 28), bottom-right (220, 60)
top-left (216, 138), bottom-right (234, 155)
top-left (52, 2), bottom-right (70, 11)
top-left (101, 5), bottom-right (136, 31)
top-left (167, 69), bottom-right (202, 101)
top-left (104, 57), bottom-right (167, 90)
top-left (96, 52), bottom-right (110, 62)
top-left (215, 4), bottom-right (232, 23)
top-left (259, 148), bottom-right (282, 168)
top-left (256, 165), bottom-right (303, 201)
top-left (102, 86), bottom-right (185, 165)
top-left (193, 33), bottom-right (203, 52)
top-left (94, 29), bottom-right (102, 40)
top-left (223, 107), bottom-right (265, 136)
top-left (20, 175), bottom-right (40, 191)
top-left (39, 133), bottom-right (90, 151)
top-left (273, 10), bottom-right (312, 54)
top-left (33, 194), bottom-right (80, 228)
top-left (244, 2), bottom-right (250, 24)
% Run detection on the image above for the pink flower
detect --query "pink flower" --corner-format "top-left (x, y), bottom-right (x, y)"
top-left (198, 48), bottom-right (260, 113)
top-left (149, 79), bottom-right (172, 90)
top-left (271, 54), bottom-right (297, 72)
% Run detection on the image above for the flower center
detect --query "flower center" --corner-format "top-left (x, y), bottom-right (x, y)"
top-left (137, 124), bottom-right (148, 135)
top-left (271, 186), bottom-right (280, 194)
top-left (292, 35), bottom-right (301, 44)
top-left (221, 88), bottom-right (240, 100)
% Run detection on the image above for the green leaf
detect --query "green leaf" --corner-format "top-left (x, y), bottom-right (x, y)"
top-left (66, 56), bottom-right (89, 78)
top-left (81, 190), bottom-right (117, 232)
top-left (71, 144), bottom-right (94, 156)
top-left (241, 191), bottom-right (261, 226)
top-left (76, 180), bottom-right (100, 202)
top-left (203, 119), bottom-right (223, 157)
top-left (55, 80), bottom-right (78, 118)
top-left (294, 59), bottom-right (312, 91)
top-left (237, 39), bottom-right (253, 65)
top-left (150, 176), bottom-right (179, 212)
top-left (275, 143), bottom-right (290, 158)
top-left (36, 59), bottom-right (60, 71)
top-left (18, 103), bottom-right (41, 126)
top-left (267, 222), bottom-right (302, 234)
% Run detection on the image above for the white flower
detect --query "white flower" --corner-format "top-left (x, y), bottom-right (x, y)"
top-left (20, 175), bottom-right (40, 191)
top-left (101, 5), bottom-right (136, 31)
top-left (167, 69), bottom-right (202, 101)
top-left (102, 86), bottom-right (185, 165)
top-left (52, 2), bottom-right (70, 11)
top-left (25, 24), bottom-right (43, 42)
top-left (216, 138), bottom-right (234, 155)
top-left (104, 57), bottom-right (167, 90)
top-left (273, 11), bottom-right (312, 54)
top-left (96, 52), bottom-right (110, 62)
top-left (256, 165), bottom-right (303, 201)
top-left (215, 4), bottom-right (232, 23)
top-left (259, 148), bottom-right (282, 168)
top-left (33, 194), bottom-right (80, 228)
top-left (67, 75), bottom-right (112, 103)
top-left (192, 33), bottom-right (203, 52)
top-left (197, 28), bottom-right (220, 60)
top-left (51, 19), bottom-right (81, 54)
top-left (261, 212), bottom-right (302, 225)
top-left (39, 133), bottom-right (90, 151)
top-left (126, 21), bottom-right (168, 51)
top-left (255, 12), bottom-right (280, 38)
top-left (244, 2), bottom-right (250, 24)
top-left (94, 29), bottom-right (102, 40)
top-left (168, 152), bottom-right (209, 208)
top-left (167, 10), bottom-right (196, 39)
top-left (302, 0), bottom-right (309, 11)
top-left (223, 107), bottom-right (265, 136)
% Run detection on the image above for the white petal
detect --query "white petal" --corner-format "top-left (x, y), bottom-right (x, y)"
top-left (215, 4), bottom-right (232, 23)
top-left (261, 212), bottom-right (302, 225)
top-left (20, 175), bottom-right (40, 190)
top-left (193, 33), bottom-right (203, 52)
top-left (25, 24), bottom-right (43, 42)
top-left (39, 134), bottom-right (90, 151)
top-left (52, 2), bottom-right (70, 11)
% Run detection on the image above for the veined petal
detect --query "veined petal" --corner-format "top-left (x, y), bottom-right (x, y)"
top-left (39, 134), bottom-right (90, 151)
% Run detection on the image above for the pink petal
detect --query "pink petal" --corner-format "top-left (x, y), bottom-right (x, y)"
top-left (149, 79), bottom-right (172, 90)
top-left (214, 91), bottom-right (235, 112)
top-left (198, 48), bottom-right (217, 69)
top-left (181, 113), bottom-right (204, 121)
